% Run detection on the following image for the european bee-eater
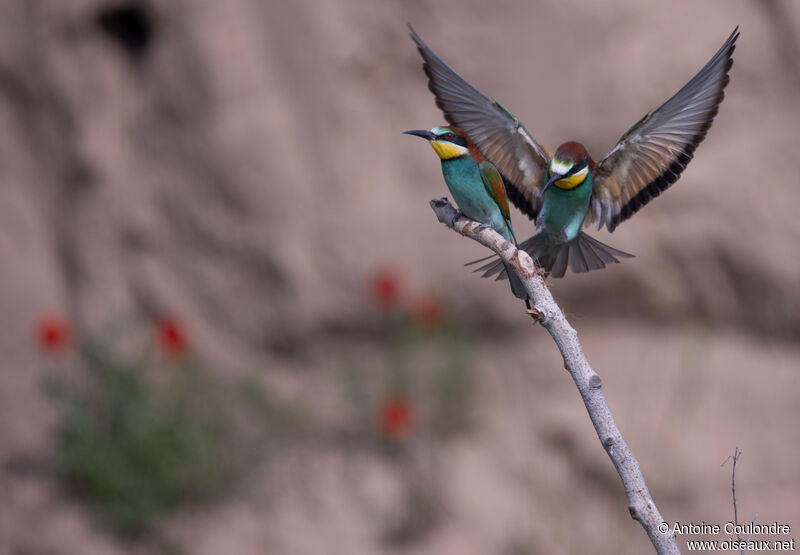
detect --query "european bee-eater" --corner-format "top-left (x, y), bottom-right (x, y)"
top-left (403, 126), bottom-right (528, 300)
top-left (409, 26), bottom-right (738, 278)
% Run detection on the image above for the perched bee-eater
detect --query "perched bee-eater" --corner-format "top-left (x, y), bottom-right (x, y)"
top-left (403, 126), bottom-right (528, 300)
top-left (409, 26), bottom-right (738, 278)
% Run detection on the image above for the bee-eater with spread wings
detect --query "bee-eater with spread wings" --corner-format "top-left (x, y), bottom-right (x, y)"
top-left (410, 26), bottom-right (738, 279)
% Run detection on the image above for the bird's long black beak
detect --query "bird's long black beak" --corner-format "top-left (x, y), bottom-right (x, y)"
top-left (403, 129), bottom-right (436, 141)
top-left (542, 172), bottom-right (562, 194)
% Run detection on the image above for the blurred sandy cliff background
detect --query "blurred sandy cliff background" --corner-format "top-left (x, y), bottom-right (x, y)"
top-left (1, 0), bottom-right (799, 554)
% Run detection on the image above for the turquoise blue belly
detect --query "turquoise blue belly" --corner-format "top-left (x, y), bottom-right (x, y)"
top-left (441, 157), bottom-right (509, 240)
top-left (538, 180), bottom-right (592, 242)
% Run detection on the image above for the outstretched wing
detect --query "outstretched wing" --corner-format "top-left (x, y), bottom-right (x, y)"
top-left (409, 25), bottom-right (551, 221)
top-left (590, 27), bottom-right (739, 232)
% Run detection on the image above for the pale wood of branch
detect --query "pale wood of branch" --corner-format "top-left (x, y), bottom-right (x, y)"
top-left (430, 198), bottom-right (680, 555)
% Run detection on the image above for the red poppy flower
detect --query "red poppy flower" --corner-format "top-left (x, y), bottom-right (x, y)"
top-left (376, 395), bottom-right (415, 439)
top-left (410, 295), bottom-right (444, 331)
top-left (370, 266), bottom-right (403, 311)
top-left (156, 317), bottom-right (188, 359)
top-left (35, 313), bottom-right (73, 354)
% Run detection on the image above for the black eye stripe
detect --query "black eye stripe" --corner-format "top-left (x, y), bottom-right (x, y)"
top-left (566, 162), bottom-right (587, 176)
top-left (439, 133), bottom-right (467, 147)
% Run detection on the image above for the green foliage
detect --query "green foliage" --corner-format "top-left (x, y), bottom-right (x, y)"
top-left (48, 342), bottom-right (288, 537)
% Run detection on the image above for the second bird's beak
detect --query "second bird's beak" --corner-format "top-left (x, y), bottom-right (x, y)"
top-left (403, 129), bottom-right (437, 141)
top-left (542, 172), bottom-right (563, 194)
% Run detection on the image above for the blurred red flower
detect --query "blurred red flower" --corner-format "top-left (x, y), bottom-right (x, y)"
top-left (35, 313), bottom-right (73, 354)
top-left (370, 266), bottom-right (403, 311)
top-left (156, 317), bottom-right (188, 359)
top-left (411, 294), bottom-right (444, 331)
top-left (376, 395), bottom-right (415, 439)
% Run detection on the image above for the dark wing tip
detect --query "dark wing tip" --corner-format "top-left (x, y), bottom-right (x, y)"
top-left (729, 25), bottom-right (741, 45)
top-left (408, 23), bottom-right (421, 42)
top-left (407, 26), bottom-right (463, 128)
top-left (608, 27), bottom-right (738, 231)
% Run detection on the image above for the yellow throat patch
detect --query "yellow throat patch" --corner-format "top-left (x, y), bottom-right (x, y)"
top-left (554, 166), bottom-right (588, 190)
top-left (430, 140), bottom-right (468, 160)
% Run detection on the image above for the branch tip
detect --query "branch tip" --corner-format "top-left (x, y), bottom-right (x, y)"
top-left (430, 197), bottom-right (449, 209)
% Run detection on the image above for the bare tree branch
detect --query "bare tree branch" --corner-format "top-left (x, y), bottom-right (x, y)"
top-left (430, 198), bottom-right (680, 554)
top-left (729, 449), bottom-right (745, 553)
top-left (722, 448), bottom-right (757, 555)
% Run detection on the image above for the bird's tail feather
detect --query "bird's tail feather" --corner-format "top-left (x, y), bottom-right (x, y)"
top-left (505, 262), bottom-right (528, 300)
top-left (464, 252), bottom-right (495, 267)
top-left (470, 232), bottom-right (633, 279)
top-left (461, 240), bottom-right (527, 300)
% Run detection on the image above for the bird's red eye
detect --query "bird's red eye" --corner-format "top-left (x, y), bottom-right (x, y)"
top-left (444, 132), bottom-right (455, 140)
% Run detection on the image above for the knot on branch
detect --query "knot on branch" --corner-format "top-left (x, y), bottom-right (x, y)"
top-left (510, 249), bottom-right (536, 280)
top-left (526, 307), bottom-right (544, 322)
top-left (589, 374), bottom-right (603, 390)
